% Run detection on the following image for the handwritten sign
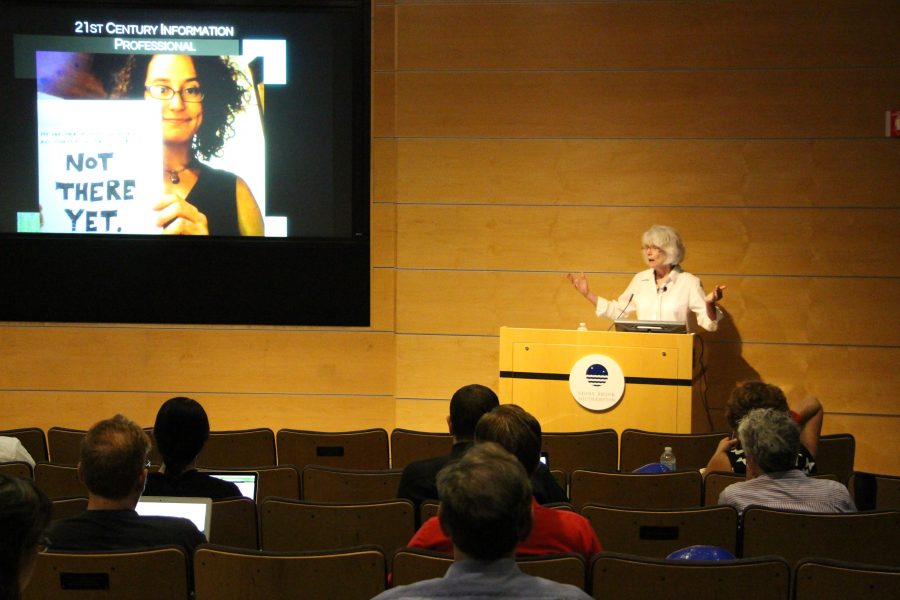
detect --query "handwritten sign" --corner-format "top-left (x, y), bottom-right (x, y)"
top-left (38, 99), bottom-right (162, 234)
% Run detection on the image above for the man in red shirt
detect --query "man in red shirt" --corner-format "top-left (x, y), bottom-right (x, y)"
top-left (406, 405), bottom-right (602, 561)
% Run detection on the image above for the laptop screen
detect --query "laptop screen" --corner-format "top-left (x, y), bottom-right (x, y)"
top-left (135, 496), bottom-right (213, 537)
top-left (205, 472), bottom-right (258, 502)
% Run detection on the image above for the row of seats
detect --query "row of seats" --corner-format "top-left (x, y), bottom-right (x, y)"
top-left (0, 426), bottom-right (860, 482)
top-left (10, 457), bottom-right (893, 514)
top-left (23, 544), bottom-right (900, 600)
top-left (38, 496), bottom-right (900, 570)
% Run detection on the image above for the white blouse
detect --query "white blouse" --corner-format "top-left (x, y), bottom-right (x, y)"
top-left (595, 267), bottom-right (722, 332)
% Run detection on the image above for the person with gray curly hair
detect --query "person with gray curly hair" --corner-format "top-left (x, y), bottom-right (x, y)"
top-left (568, 225), bottom-right (725, 331)
top-left (718, 408), bottom-right (855, 516)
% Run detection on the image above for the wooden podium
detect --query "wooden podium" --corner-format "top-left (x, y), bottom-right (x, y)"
top-left (499, 327), bottom-right (697, 433)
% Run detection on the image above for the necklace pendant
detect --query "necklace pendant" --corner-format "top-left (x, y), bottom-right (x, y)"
top-left (169, 171), bottom-right (180, 184)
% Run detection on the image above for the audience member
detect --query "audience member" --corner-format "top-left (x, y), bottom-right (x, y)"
top-left (0, 436), bottom-right (36, 467)
top-left (374, 443), bottom-right (591, 600)
top-left (47, 414), bottom-right (206, 554)
top-left (397, 384), bottom-right (566, 513)
top-left (718, 408), bottom-right (855, 516)
top-left (407, 405), bottom-right (601, 561)
top-left (706, 381), bottom-right (823, 475)
top-left (0, 475), bottom-right (51, 600)
top-left (144, 396), bottom-right (241, 499)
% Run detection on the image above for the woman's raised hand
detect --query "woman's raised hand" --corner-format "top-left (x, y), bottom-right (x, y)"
top-left (567, 272), bottom-right (591, 297)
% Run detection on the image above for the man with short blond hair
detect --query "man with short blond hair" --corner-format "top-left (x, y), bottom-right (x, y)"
top-left (48, 414), bottom-right (205, 554)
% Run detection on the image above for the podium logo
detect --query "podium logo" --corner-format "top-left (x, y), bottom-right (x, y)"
top-left (569, 354), bottom-right (625, 412)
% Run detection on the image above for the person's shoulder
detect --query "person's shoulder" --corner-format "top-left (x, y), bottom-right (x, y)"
top-left (524, 573), bottom-right (593, 599)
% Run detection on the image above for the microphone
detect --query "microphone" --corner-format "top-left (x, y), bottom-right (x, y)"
top-left (607, 294), bottom-right (635, 331)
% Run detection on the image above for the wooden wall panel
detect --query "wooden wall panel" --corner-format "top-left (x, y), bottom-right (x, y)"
top-left (372, 139), bottom-right (397, 205)
top-left (373, 5), bottom-right (395, 72)
top-left (0, 326), bottom-right (394, 396)
top-left (396, 1), bottom-right (900, 70)
top-left (382, 139), bottom-right (900, 207)
top-left (372, 72), bottom-right (396, 138)
top-left (371, 201), bottom-right (396, 268)
top-left (371, 268), bottom-right (396, 331)
top-left (395, 334), bottom-right (499, 399)
top-left (395, 398), bottom-right (449, 433)
top-left (823, 415), bottom-right (900, 476)
top-left (0, 391), bottom-right (395, 434)
top-left (395, 70), bottom-right (900, 138)
top-left (396, 270), bottom-right (898, 345)
top-left (396, 205), bottom-right (894, 277)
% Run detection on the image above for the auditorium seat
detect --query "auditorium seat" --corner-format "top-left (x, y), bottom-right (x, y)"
top-left (419, 499), bottom-right (440, 523)
top-left (0, 426), bottom-right (48, 462)
top-left (541, 429), bottom-right (618, 487)
top-left (619, 429), bottom-right (728, 473)
top-left (581, 504), bottom-right (738, 558)
top-left (258, 497), bottom-right (415, 566)
top-left (50, 496), bottom-right (89, 521)
top-left (33, 462), bottom-right (88, 499)
top-left (389, 429), bottom-right (453, 469)
top-left (301, 465), bottom-right (403, 502)
top-left (0, 460), bottom-right (33, 480)
top-left (23, 546), bottom-right (189, 600)
top-left (590, 552), bottom-right (790, 600)
top-left (517, 553), bottom-right (586, 590)
top-left (849, 471), bottom-right (900, 511)
top-left (276, 428), bottom-right (389, 470)
top-left (209, 497), bottom-right (258, 549)
top-left (196, 428), bottom-right (277, 469)
top-left (702, 471), bottom-right (744, 506)
top-left (46, 427), bottom-right (87, 466)
top-left (391, 548), bottom-right (453, 586)
top-left (569, 469), bottom-right (703, 511)
top-left (194, 544), bottom-right (385, 600)
top-left (814, 433), bottom-right (855, 484)
top-left (793, 557), bottom-right (900, 600)
top-left (392, 548), bottom-right (587, 590)
top-left (741, 507), bottom-right (900, 568)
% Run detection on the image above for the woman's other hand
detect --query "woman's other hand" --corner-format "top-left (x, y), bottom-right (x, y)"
top-left (154, 194), bottom-right (209, 235)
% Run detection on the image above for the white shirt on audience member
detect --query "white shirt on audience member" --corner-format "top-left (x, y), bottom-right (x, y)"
top-left (0, 436), bottom-right (36, 467)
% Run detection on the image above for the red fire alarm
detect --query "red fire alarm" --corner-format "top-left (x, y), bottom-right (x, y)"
top-left (887, 110), bottom-right (900, 138)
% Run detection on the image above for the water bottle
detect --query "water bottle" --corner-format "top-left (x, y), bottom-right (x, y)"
top-left (660, 446), bottom-right (677, 472)
top-left (576, 322), bottom-right (588, 331)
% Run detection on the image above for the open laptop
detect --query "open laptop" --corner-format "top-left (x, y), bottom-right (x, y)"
top-left (614, 319), bottom-right (687, 334)
top-left (205, 471), bottom-right (259, 502)
top-left (135, 496), bottom-right (213, 537)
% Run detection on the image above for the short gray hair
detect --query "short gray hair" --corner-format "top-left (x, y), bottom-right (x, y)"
top-left (642, 225), bottom-right (685, 266)
top-left (737, 408), bottom-right (800, 474)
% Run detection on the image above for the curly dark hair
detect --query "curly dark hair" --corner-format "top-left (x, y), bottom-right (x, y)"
top-left (725, 381), bottom-right (789, 431)
top-left (112, 54), bottom-right (247, 160)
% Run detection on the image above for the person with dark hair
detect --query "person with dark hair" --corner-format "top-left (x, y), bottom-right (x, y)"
top-left (113, 53), bottom-right (263, 236)
top-left (396, 384), bottom-right (499, 510)
top-left (374, 443), bottom-right (591, 600)
top-left (0, 475), bottom-right (51, 600)
top-left (407, 405), bottom-right (601, 561)
top-left (706, 381), bottom-right (823, 475)
top-left (718, 409), bottom-right (854, 516)
top-left (144, 397), bottom-right (240, 499)
top-left (46, 414), bottom-right (205, 554)
top-left (397, 385), bottom-right (567, 512)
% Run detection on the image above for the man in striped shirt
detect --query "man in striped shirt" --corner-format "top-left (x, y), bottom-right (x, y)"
top-left (719, 408), bottom-right (855, 516)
